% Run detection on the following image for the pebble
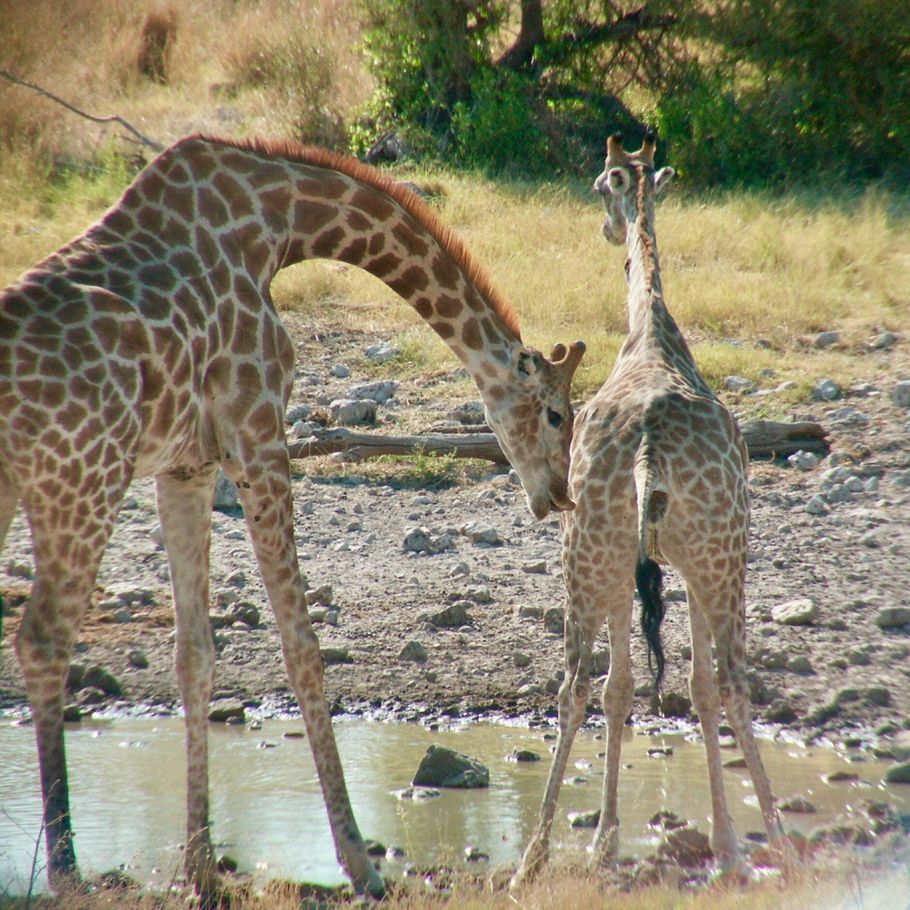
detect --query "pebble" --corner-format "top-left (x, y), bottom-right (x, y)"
top-left (331, 363), bottom-right (350, 378)
top-left (349, 380), bottom-right (398, 404)
top-left (771, 597), bottom-right (818, 625)
top-left (812, 331), bottom-right (840, 349)
top-left (813, 378), bottom-right (841, 401)
top-left (875, 607), bottom-right (910, 629)
top-left (213, 472), bottom-right (240, 509)
top-left (365, 342), bottom-right (399, 363)
top-left (399, 641), bottom-right (429, 664)
top-left (329, 398), bottom-right (376, 426)
top-left (892, 381), bottom-right (910, 409)
top-left (788, 450), bottom-right (819, 471)
top-left (724, 376), bottom-right (756, 393)
top-left (779, 795), bottom-right (817, 813)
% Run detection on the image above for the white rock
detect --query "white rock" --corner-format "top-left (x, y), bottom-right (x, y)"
top-left (350, 380), bottom-right (398, 404)
top-left (771, 598), bottom-right (818, 626)
top-left (788, 450), bottom-right (819, 471)
top-left (330, 398), bottom-right (376, 425)
top-left (806, 495), bottom-right (829, 515)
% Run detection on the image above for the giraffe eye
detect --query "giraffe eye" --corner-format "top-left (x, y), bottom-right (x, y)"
top-left (547, 408), bottom-right (564, 429)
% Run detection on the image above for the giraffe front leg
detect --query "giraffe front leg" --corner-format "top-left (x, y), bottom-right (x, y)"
top-left (512, 607), bottom-right (593, 889)
top-left (230, 447), bottom-right (385, 898)
top-left (14, 492), bottom-right (119, 891)
top-left (17, 597), bottom-right (79, 888)
top-left (156, 471), bottom-right (222, 901)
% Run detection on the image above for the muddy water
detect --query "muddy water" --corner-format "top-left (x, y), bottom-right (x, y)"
top-left (1, 717), bottom-right (906, 894)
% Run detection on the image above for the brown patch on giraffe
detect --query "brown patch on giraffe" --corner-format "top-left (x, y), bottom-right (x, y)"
top-left (349, 186), bottom-right (394, 222)
top-left (197, 186), bottom-right (230, 227)
top-left (412, 297), bottom-right (433, 319)
top-left (367, 233), bottom-right (385, 256)
top-left (463, 318), bottom-right (483, 351)
top-left (137, 207), bottom-right (164, 234)
top-left (339, 237), bottom-right (368, 263)
top-left (310, 225), bottom-right (346, 258)
top-left (429, 320), bottom-right (455, 339)
top-left (163, 184), bottom-right (194, 223)
top-left (392, 221), bottom-right (430, 258)
top-left (436, 295), bottom-right (463, 320)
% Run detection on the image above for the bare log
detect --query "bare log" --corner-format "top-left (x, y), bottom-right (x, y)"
top-left (287, 419), bottom-right (829, 465)
top-left (287, 428), bottom-right (509, 464)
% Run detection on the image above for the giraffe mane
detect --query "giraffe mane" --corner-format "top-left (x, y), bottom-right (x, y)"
top-left (188, 133), bottom-right (522, 342)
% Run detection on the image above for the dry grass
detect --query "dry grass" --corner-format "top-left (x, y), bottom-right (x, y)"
top-left (2, 1), bottom-right (908, 406)
top-left (2, 861), bottom-right (907, 910)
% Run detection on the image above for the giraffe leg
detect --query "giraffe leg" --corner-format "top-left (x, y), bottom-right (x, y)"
top-left (511, 599), bottom-right (600, 888)
top-left (224, 443), bottom-right (384, 898)
top-left (155, 469), bottom-right (222, 899)
top-left (686, 590), bottom-right (738, 865)
top-left (589, 604), bottom-right (634, 868)
top-left (710, 614), bottom-right (784, 851)
top-left (13, 491), bottom-right (122, 888)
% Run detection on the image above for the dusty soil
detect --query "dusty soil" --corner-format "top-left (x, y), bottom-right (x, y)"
top-left (2, 318), bottom-right (910, 750)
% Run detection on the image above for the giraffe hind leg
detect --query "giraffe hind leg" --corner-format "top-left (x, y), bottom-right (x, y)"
top-left (155, 468), bottom-right (222, 900)
top-left (686, 590), bottom-right (738, 865)
top-left (589, 603), bottom-right (634, 868)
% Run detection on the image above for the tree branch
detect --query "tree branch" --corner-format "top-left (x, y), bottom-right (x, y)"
top-left (539, 6), bottom-right (679, 68)
top-left (0, 69), bottom-right (163, 152)
top-left (287, 419), bottom-right (829, 465)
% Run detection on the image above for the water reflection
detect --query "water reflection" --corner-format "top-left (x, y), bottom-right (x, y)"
top-left (0, 717), bottom-right (905, 894)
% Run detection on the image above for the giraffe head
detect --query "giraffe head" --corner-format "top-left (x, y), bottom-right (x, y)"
top-left (484, 340), bottom-right (586, 519)
top-left (593, 132), bottom-right (675, 245)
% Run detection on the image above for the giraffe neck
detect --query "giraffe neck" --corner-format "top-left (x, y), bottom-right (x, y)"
top-left (620, 175), bottom-right (712, 396)
top-left (105, 135), bottom-right (522, 393)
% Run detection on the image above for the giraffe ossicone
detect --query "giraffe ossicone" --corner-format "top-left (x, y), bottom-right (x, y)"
top-left (0, 133), bottom-right (585, 900)
top-left (512, 132), bottom-right (787, 889)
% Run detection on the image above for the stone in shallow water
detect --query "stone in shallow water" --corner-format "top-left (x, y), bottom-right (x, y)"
top-left (412, 744), bottom-right (489, 788)
top-left (568, 809), bottom-right (600, 829)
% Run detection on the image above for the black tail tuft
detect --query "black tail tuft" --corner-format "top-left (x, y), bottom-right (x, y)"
top-left (636, 557), bottom-right (666, 690)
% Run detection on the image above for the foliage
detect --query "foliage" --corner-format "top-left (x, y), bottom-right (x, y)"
top-left (656, 0), bottom-right (910, 187)
top-left (355, 0), bottom-right (910, 187)
top-left (353, 0), bottom-right (667, 176)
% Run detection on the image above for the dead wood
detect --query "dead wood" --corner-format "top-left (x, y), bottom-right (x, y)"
top-left (287, 419), bottom-right (829, 465)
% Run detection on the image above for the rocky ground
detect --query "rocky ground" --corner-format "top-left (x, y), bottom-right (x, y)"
top-left (2, 319), bottom-right (910, 765)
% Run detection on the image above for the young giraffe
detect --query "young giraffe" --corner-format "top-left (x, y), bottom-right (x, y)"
top-left (512, 134), bottom-right (784, 886)
top-left (0, 133), bottom-right (586, 900)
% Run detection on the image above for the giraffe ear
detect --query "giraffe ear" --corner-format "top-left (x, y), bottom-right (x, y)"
top-left (513, 347), bottom-right (543, 381)
top-left (654, 166), bottom-right (675, 195)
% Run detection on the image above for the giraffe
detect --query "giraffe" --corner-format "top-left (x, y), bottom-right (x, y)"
top-left (511, 133), bottom-right (785, 887)
top-left (0, 133), bottom-right (586, 900)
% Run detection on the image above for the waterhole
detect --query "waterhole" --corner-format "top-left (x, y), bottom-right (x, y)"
top-left (1, 716), bottom-right (906, 894)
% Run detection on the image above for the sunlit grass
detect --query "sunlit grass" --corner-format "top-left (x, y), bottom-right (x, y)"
top-left (3, 861), bottom-right (905, 910)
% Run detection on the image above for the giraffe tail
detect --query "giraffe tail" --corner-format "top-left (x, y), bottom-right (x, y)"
top-left (634, 432), bottom-right (668, 690)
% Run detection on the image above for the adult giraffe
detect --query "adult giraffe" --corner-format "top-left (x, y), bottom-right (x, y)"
top-left (0, 133), bottom-right (585, 900)
top-left (511, 133), bottom-right (784, 887)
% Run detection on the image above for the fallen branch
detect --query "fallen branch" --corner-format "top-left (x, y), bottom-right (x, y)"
top-left (0, 68), bottom-right (163, 152)
top-left (287, 419), bottom-right (829, 465)
top-left (288, 428), bottom-right (509, 464)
